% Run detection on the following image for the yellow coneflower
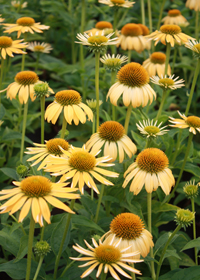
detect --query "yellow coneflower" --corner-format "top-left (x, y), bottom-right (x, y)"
top-left (106, 62), bottom-right (156, 108)
top-left (136, 119), bottom-right (169, 138)
top-left (98, 0), bottom-right (135, 8)
top-left (186, 0), bottom-right (200, 11)
top-left (86, 21), bottom-right (113, 36)
top-left (70, 237), bottom-right (142, 279)
top-left (102, 213), bottom-right (154, 259)
top-left (169, 111), bottom-right (200, 134)
top-left (185, 40), bottom-right (200, 58)
top-left (11, 1), bottom-right (28, 8)
top-left (27, 42), bottom-right (52, 53)
top-left (100, 53), bottom-right (128, 71)
top-left (150, 75), bottom-right (185, 90)
top-left (0, 36), bottom-right (27, 59)
top-left (86, 121), bottom-right (137, 162)
top-left (142, 52), bottom-right (171, 77)
top-left (0, 176), bottom-right (80, 227)
top-left (3, 17), bottom-right (49, 38)
top-left (123, 148), bottom-right (175, 195)
top-left (162, 9), bottom-right (189, 26)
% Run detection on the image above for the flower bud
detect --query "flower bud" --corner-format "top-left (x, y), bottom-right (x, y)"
top-left (34, 82), bottom-right (50, 98)
top-left (183, 180), bottom-right (199, 199)
top-left (175, 209), bottom-right (194, 229)
top-left (34, 241), bottom-right (51, 257)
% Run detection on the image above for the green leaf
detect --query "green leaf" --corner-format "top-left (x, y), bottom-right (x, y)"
top-left (178, 252), bottom-right (196, 267)
top-left (159, 266), bottom-right (200, 280)
top-left (131, 130), bottom-right (145, 148)
top-left (0, 167), bottom-right (19, 180)
top-left (14, 235), bottom-right (29, 263)
top-left (72, 215), bottom-right (105, 233)
top-left (102, 110), bottom-right (111, 121)
top-left (165, 249), bottom-right (181, 260)
top-left (152, 201), bottom-right (178, 213)
top-left (183, 163), bottom-right (200, 177)
top-left (0, 231), bottom-right (19, 256)
top-left (154, 233), bottom-right (180, 257)
top-left (0, 104), bottom-right (5, 120)
top-left (1, 130), bottom-right (33, 144)
top-left (181, 237), bottom-right (200, 252)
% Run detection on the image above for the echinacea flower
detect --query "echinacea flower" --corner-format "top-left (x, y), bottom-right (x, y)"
top-left (98, 0), bottom-right (135, 8)
top-left (100, 53), bottom-right (128, 71)
top-left (45, 90), bottom-right (93, 125)
top-left (45, 145), bottom-right (119, 194)
top-left (106, 62), bottom-right (156, 108)
top-left (86, 99), bottom-right (103, 111)
top-left (162, 9), bottom-right (189, 26)
top-left (0, 176), bottom-right (80, 226)
top-left (142, 52), bottom-right (171, 77)
top-left (0, 36), bottom-right (27, 59)
top-left (26, 138), bottom-right (70, 170)
top-left (86, 21), bottom-right (113, 36)
top-left (185, 40), bottom-right (200, 58)
top-left (123, 148), bottom-right (175, 195)
top-left (70, 237), bottom-right (142, 279)
top-left (146, 24), bottom-right (194, 47)
top-left (136, 119), bottom-right (169, 138)
top-left (3, 17), bottom-right (49, 38)
top-left (6, 71), bottom-right (53, 104)
top-left (169, 111), bottom-right (200, 134)
top-left (183, 180), bottom-right (199, 199)
top-left (27, 42), bottom-right (52, 53)
top-left (11, 1), bottom-right (27, 8)
top-left (186, 0), bottom-right (200, 11)
top-left (150, 75), bottom-right (185, 90)
top-left (86, 121), bottom-right (137, 162)
top-left (102, 213), bottom-right (154, 259)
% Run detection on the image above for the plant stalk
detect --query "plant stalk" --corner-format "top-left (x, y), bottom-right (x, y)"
top-left (20, 100), bottom-right (29, 162)
top-left (191, 197), bottom-right (198, 265)
top-left (94, 185), bottom-right (105, 223)
top-left (26, 216), bottom-right (35, 280)
top-left (124, 104), bottom-right (132, 134)
top-left (33, 256), bottom-right (44, 280)
top-left (95, 52), bottom-right (100, 131)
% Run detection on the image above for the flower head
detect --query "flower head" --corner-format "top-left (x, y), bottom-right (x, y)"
top-left (45, 89), bottom-right (93, 125)
top-left (86, 99), bottom-right (103, 111)
top-left (11, 1), bottom-right (27, 8)
top-left (27, 42), bottom-right (52, 53)
top-left (142, 52), bottom-right (171, 77)
top-left (34, 82), bottom-right (52, 98)
top-left (162, 9), bottom-right (189, 26)
top-left (106, 62), bottom-right (156, 108)
top-left (186, 0), bottom-right (200, 11)
top-left (26, 138), bottom-right (70, 170)
top-left (86, 121), bottom-right (137, 162)
top-left (3, 17), bottom-right (49, 38)
top-left (146, 24), bottom-right (194, 47)
top-left (183, 180), bottom-right (199, 199)
top-left (102, 213), bottom-right (154, 259)
top-left (169, 111), bottom-right (200, 134)
top-left (136, 119), bottom-right (169, 138)
top-left (150, 75), bottom-right (185, 90)
top-left (34, 241), bottom-right (51, 257)
top-left (175, 209), bottom-right (195, 229)
top-left (45, 145), bottom-right (119, 194)
top-left (100, 54), bottom-right (128, 71)
top-left (0, 176), bottom-right (80, 226)
top-left (0, 36), bottom-right (27, 59)
top-left (98, 0), bottom-right (135, 8)
top-left (123, 148), bottom-right (175, 195)
top-left (86, 21), bottom-right (113, 36)
top-left (185, 40), bottom-right (200, 58)
top-left (70, 237), bottom-right (142, 279)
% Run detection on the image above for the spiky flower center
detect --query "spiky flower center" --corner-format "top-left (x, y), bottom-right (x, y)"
top-left (33, 45), bottom-right (45, 52)
top-left (138, 24), bottom-right (150, 35)
top-left (159, 78), bottom-right (174, 86)
top-left (55, 90), bottom-right (81, 106)
top-left (0, 36), bottom-right (12, 48)
top-left (150, 52), bottom-right (166, 64)
top-left (186, 116), bottom-right (200, 128)
top-left (121, 23), bottom-right (143, 37)
top-left (136, 148), bottom-right (169, 173)
top-left (184, 184), bottom-right (198, 196)
top-left (110, 213), bottom-right (144, 240)
top-left (105, 58), bottom-right (121, 66)
top-left (15, 71), bottom-right (39, 86)
top-left (111, 0), bottom-right (125, 4)
top-left (95, 21), bottom-right (113, 30)
top-left (99, 121), bottom-right (125, 141)
top-left (88, 35), bottom-right (108, 45)
top-left (168, 9), bottom-right (181, 17)
top-left (175, 209), bottom-right (194, 228)
top-left (17, 17), bottom-right (35, 26)
top-left (46, 138), bottom-right (69, 156)
top-left (69, 151), bottom-right (96, 171)
top-left (20, 176), bottom-right (51, 197)
top-left (117, 62), bottom-right (149, 87)
top-left (144, 126), bottom-right (160, 135)
top-left (95, 245), bottom-right (121, 264)
top-left (160, 24), bottom-right (181, 35)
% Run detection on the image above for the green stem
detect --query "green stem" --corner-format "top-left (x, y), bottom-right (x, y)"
top-left (191, 198), bottom-right (198, 265)
top-left (40, 96), bottom-right (45, 144)
top-left (171, 130), bottom-right (182, 166)
top-left (54, 199), bottom-right (75, 279)
top-left (20, 100), bottom-right (29, 162)
top-left (35, 53), bottom-right (40, 73)
top-left (111, 70), bottom-right (116, 121)
top-left (0, 56), bottom-right (4, 103)
top-left (195, 11), bottom-right (199, 41)
top-left (128, 49), bottom-right (132, 63)
top-left (61, 254), bottom-right (82, 277)
top-left (26, 216), bottom-right (35, 280)
top-left (61, 116), bottom-right (67, 139)
top-left (157, 0), bottom-right (167, 30)
top-left (178, 46), bottom-right (187, 83)
top-left (185, 59), bottom-right (200, 116)
top-left (156, 224), bottom-right (182, 280)
top-left (124, 104), bottom-right (132, 134)
top-left (100, 271), bottom-right (107, 280)
top-left (171, 46), bottom-right (177, 74)
top-left (113, 7), bottom-right (118, 32)
top-left (147, 0), bottom-right (152, 33)
top-left (95, 52), bottom-right (100, 131)
top-left (94, 185), bottom-right (105, 223)
top-left (21, 34), bottom-right (27, 71)
top-left (141, 0), bottom-right (145, 25)
top-left (156, 89), bottom-right (168, 119)
top-left (164, 42), bottom-right (171, 76)
top-left (80, 0), bottom-right (86, 100)
top-left (33, 256), bottom-right (44, 280)
top-left (17, 0), bottom-right (24, 12)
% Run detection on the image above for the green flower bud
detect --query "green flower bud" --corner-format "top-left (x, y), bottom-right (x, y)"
top-left (34, 241), bottom-right (51, 257)
top-left (34, 82), bottom-right (50, 98)
top-left (175, 209), bottom-right (194, 230)
top-left (16, 164), bottom-right (29, 178)
top-left (86, 99), bottom-right (103, 111)
top-left (183, 180), bottom-right (199, 199)
top-left (92, 234), bottom-right (101, 242)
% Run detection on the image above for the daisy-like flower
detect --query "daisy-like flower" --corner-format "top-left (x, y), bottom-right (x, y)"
top-left (11, 1), bottom-right (28, 8)
top-left (86, 21), bottom-right (113, 36)
top-left (86, 121), bottom-right (137, 163)
top-left (186, 0), bottom-right (200, 11)
top-left (76, 31), bottom-right (118, 53)
top-left (102, 213), bottom-right (154, 259)
top-left (123, 148), bottom-right (175, 195)
top-left (27, 42), bottom-right (52, 53)
top-left (70, 237), bottom-right (142, 279)
top-left (150, 75), bottom-right (185, 90)
top-left (45, 90), bottom-right (93, 125)
top-left (25, 138), bottom-right (70, 170)
top-left (45, 145), bottom-right (119, 194)
top-left (169, 111), bottom-right (200, 134)
top-left (185, 40), bottom-right (200, 58)
top-left (138, 23), bottom-right (151, 50)
top-left (3, 17), bottom-right (49, 38)
top-left (106, 62), bottom-right (156, 108)
top-left (162, 9), bottom-right (189, 26)
top-left (0, 36), bottom-right (27, 59)
top-left (142, 52), bottom-right (171, 78)
top-left (6, 71), bottom-right (53, 104)
top-left (136, 119), bottom-right (169, 138)
top-left (117, 23), bottom-right (148, 52)
top-left (0, 176), bottom-right (80, 227)
top-left (98, 0), bottom-right (135, 8)
top-left (146, 24), bottom-right (194, 47)
top-left (100, 53), bottom-right (128, 71)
